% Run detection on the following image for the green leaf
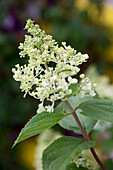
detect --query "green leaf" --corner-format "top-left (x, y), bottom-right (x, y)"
top-left (66, 83), bottom-right (79, 98)
top-left (58, 69), bottom-right (72, 74)
top-left (12, 109), bottom-right (65, 148)
top-left (58, 95), bottom-right (97, 134)
top-left (100, 137), bottom-right (113, 154)
top-left (66, 164), bottom-right (88, 170)
top-left (42, 136), bottom-right (96, 170)
top-left (78, 99), bottom-right (113, 122)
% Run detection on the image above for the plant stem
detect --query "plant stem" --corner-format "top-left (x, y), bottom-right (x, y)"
top-left (65, 100), bottom-right (107, 170)
top-left (72, 111), bottom-right (89, 141)
top-left (90, 148), bottom-right (107, 170)
top-left (44, 63), bottom-right (49, 71)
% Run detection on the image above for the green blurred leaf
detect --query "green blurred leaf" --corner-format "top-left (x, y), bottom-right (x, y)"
top-left (43, 6), bottom-right (62, 20)
top-left (42, 136), bottom-right (96, 170)
top-left (98, 159), bottom-right (113, 170)
top-left (58, 95), bottom-right (97, 134)
top-left (100, 138), bottom-right (113, 154)
top-left (78, 99), bottom-right (113, 122)
top-left (12, 109), bottom-right (65, 147)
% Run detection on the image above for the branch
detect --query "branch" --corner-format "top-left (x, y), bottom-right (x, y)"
top-left (65, 100), bottom-right (89, 141)
top-left (65, 100), bottom-right (107, 170)
top-left (44, 63), bottom-right (49, 72)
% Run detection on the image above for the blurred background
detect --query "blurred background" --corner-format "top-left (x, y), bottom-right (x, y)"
top-left (0, 0), bottom-right (113, 169)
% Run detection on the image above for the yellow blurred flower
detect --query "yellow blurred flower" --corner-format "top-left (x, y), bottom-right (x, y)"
top-left (17, 138), bottom-right (36, 170)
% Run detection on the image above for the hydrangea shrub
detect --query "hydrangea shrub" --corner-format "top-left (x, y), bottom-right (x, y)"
top-left (12, 19), bottom-right (113, 170)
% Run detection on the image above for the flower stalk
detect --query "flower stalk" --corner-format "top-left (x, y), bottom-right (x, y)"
top-left (65, 100), bottom-right (107, 170)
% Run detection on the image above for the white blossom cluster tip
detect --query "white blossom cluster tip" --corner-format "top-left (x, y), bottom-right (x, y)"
top-left (79, 74), bottom-right (97, 98)
top-left (73, 152), bottom-right (94, 169)
top-left (12, 19), bottom-right (95, 113)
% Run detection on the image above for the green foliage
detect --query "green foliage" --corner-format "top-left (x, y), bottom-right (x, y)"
top-left (12, 109), bottom-right (65, 147)
top-left (66, 163), bottom-right (88, 170)
top-left (66, 83), bottom-right (79, 98)
top-left (78, 99), bottom-right (113, 122)
top-left (42, 136), bottom-right (96, 170)
top-left (100, 137), bottom-right (113, 154)
top-left (103, 159), bottom-right (113, 170)
top-left (58, 95), bottom-right (97, 134)
top-left (1, 0), bottom-right (113, 169)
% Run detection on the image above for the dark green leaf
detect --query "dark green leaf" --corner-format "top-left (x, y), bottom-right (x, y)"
top-left (58, 95), bottom-right (97, 134)
top-left (12, 109), bottom-right (65, 148)
top-left (78, 99), bottom-right (113, 122)
top-left (42, 136), bottom-right (96, 170)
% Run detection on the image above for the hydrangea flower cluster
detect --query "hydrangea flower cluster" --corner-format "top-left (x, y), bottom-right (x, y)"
top-left (12, 19), bottom-right (96, 113)
top-left (73, 152), bottom-right (94, 169)
top-left (79, 74), bottom-right (96, 98)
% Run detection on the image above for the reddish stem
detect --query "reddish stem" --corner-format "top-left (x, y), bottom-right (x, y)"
top-left (65, 100), bottom-right (107, 170)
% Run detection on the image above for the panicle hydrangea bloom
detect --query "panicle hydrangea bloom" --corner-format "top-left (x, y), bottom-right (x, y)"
top-left (73, 152), bottom-right (94, 169)
top-left (12, 19), bottom-right (96, 113)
